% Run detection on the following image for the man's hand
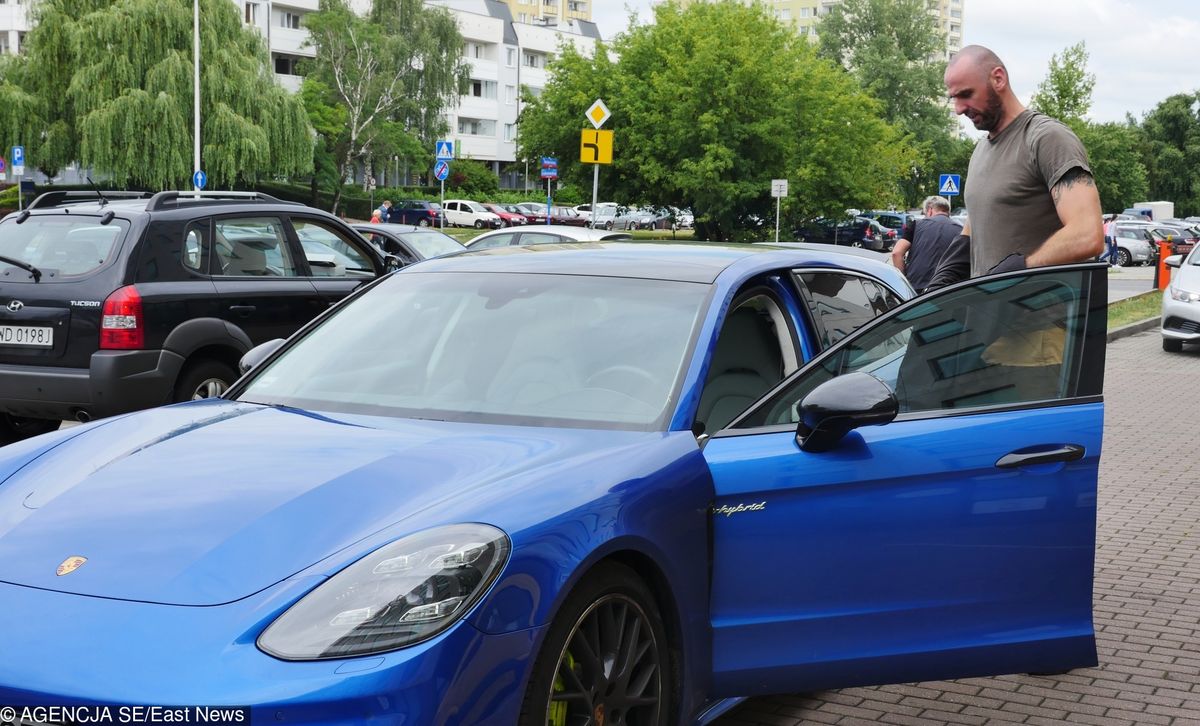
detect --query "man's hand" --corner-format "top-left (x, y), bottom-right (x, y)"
top-left (1027, 168), bottom-right (1104, 267)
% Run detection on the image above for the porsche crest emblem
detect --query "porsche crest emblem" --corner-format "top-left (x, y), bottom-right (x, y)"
top-left (56, 556), bottom-right (87, 576)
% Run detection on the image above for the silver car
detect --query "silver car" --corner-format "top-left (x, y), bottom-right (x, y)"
top-left (464, 224), bottom-right (633, 250)
top-left (1162, 245), bottom-right (1200, 352)
top-left (1112, 223), bottom-right (1159, 266)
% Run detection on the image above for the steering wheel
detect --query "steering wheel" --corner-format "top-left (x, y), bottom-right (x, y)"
top-left (584, 365), bottom-right (659, 400)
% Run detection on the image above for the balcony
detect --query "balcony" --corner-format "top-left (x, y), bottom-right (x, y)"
top-left (273, 0), bottom-right (319, 11)
top-left (275, 73), bottom-right (303, 93)
top-left (270, 26), bottom-right (313, 57)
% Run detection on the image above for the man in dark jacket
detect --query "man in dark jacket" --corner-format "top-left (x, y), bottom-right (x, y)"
top-left (890, 196), bottom-right (962, 293)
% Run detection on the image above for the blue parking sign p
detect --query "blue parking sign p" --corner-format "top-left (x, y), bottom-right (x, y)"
top-left (11, 146), bottom-right (23, 166)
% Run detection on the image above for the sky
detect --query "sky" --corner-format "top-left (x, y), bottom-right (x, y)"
top-left (591, 0), bottom-right (1200, 125)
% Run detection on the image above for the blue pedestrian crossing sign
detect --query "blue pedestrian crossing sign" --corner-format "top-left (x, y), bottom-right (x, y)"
top-left (193, 170), bottom-right (207, 190)
top-left (939, 173), bottom-right (961, 197)
top-left (434, 160), bottom-right (450, 182)
top-left (435, 140), bottom-right (454, 161)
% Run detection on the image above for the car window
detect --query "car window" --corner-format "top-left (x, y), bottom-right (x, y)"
top-left (213, 217), bottom-right (298, 277)
top-left (396, 230), bottom-right (463, 259)
top-left (796, 271), bottom-right (898, 349)
top-left (0, 216), bottom-right (129, 279)
top-left (292, 219), bottom-right (375, 278)
top-left (738, 269), bottom-right (1093, 427)
top-left (518, 233), bottom-right (565, 246)
top-left (470, 233), bottom-right (516, 250)
top-left (696, 293), bottom-right (795, 434)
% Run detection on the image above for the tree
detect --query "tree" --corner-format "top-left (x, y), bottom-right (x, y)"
top-left (0, 0), bottom-right (312, 188)
top-left (448, 158), bottom-right (499, 197)
top-left (302, 0), bottom-right (468, 213)
top-left (1030, 42), bottom-right (1096, 123)
top-left (1076, 121), bottom-right (1148, 213)
top-left (816, 0), bottom-right (954, 206)
top-left (1138, 92), bottom-right (1200, 216)
top-left (518, 1), bottom-right (911, 240)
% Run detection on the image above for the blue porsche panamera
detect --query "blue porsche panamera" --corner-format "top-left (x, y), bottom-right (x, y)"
top-left (0, 242), bottom-right (1107, 725)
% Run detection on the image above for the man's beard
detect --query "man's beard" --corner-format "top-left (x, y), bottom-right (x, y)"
top-left (970, 86), bottom-right (1005, 132)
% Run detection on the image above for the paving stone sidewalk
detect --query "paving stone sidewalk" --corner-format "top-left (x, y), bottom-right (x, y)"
top-left (717, 330), bottom-right (1200, 726)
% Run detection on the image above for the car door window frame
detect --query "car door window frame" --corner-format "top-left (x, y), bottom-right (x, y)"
top-left (286, 215), bottom-right (380, 278)
top-left (712, 264), bottom-right (1108, 437)
top-left (211, 214), bottom-right (301, 278)
top-left (792, 268), bottom-right (906, 353)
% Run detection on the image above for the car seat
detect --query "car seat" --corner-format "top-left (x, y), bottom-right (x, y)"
top-left (695, 307), bottom-right (785, 433)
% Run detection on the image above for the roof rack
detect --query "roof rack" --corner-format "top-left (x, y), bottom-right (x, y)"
top-left (145, 191), bottom-right (291, 211)
top-left (27, 191), bottom-right (154, 209)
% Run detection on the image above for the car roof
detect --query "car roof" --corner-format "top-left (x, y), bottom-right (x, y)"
top-left (465, 224), bottom-right (627, 246)
top-left (352, 223), bottom-right (425, 234)
top-left (412, 240), bottom-right (911, 291)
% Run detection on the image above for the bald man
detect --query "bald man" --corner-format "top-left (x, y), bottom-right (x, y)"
top-left (944, 46), bottom-right (1103, 276)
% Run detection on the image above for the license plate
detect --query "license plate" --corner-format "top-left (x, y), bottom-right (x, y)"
top-left (0, 324), bottom-right (54, 348)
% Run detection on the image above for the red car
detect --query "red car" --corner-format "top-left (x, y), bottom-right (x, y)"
top-left (482, 203), bottom-right (529, 227)
top-left (521, 205), bottom-right (589, 227)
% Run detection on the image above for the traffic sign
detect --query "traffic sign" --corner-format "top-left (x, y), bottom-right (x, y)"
top-left (435, 140), bottom-right (454, 161)
top-left (771, 179), bottom-right (789, 198)
top-left (0, 157), bottom-right (6, 181)
top-left (434, 160), bottom-right (450, 181)
top-left (580, 130), bottom-right (613, 165)
top-left (193, 170), bottom-right (207, 190)
top-left (939, 173), bottom-right (961, 196)
top-left (585, 99), bottom-right (611, 129)
top-left (11, 146), bottom-right (23, 166)
top-left (540, 156), bottom-right (558, 179)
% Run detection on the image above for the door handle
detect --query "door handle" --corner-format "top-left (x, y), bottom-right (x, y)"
top-left (228, 305), bottom-right (256, 317)
top-left (995, 444), bottom-right (1085, 469)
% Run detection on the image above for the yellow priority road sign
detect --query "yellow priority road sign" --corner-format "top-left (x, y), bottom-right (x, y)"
top-left (580, 129), bottom-right (613, 165)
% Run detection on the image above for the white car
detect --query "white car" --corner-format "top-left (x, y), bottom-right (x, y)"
top-left (442, 199), bottom-right (503, 229)
top-left (1162, 245), bottom-right (1200, 352)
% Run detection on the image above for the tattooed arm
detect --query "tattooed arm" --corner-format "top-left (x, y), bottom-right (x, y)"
top-left (1026, 167), bottom-right (1105, 267)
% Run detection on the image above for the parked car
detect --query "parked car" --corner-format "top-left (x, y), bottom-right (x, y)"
top-left (794, 215), bottom-right (897, 252)
top-left (389, 200), bottom-right (444, 227)
top-left (609, 205), bottom-right (658, 231)
top-left (0, 243), bottom-right (1109, 722)
top-left (0, 190), bottom-right (398, 441)
top-left (1153, 220), bottom-right (1199, 255)
top-left (514, 202), bottom-right (545, 217)
top-left (862, 209), bottom-right (917, 235)
top-left (581, 202), bottom-right (620, 229)
top-left (352, 224), bottom-right (465, 263)
top-left (1162, 244), bottom-right (1200, 352)
top-left (442, 199), bottom-right (503, 229)
top-left (481, 203), bottom-right (528, 227)
top-left (464, 224), bottom-right (633, 249)
top-left (1112, 222), bottom-right (1163, 266)
top-left (522, 205), bottom-right (588, 226)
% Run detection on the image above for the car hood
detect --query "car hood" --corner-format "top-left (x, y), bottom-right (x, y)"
top-left (0, 401), bottom-right (657, 606)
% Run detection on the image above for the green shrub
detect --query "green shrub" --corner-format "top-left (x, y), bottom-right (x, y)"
top-left (447, 159), bottom-right (499, 197)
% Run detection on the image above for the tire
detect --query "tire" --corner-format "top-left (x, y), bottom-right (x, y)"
top-left (1163, 338), bottom-right (1183, 353)
top-left (1116, 248), bottom-right (1132, 267)
top-left (605, 221), bottom-right (613, 231)
top-left (518, 562), bottom-right (672, 726)
top-left (418, 218), bottom-right (430, 227)
top-left (173, 359), bottom-right (238, 403)
top-left (0, 414), bottom-right (61, 442)
top-left (474, 220), bottom-right (485, 229)
top-left (851, 240), bottom-right (864, 248)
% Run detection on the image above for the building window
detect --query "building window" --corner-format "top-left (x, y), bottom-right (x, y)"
top-left (244, 2), bottom-right (260, 24)
top-left (776, 8), bottom-right (790, 20)
top-left (504, 123), bottom-right (516, 142)
top-left (505, 85), bottom-right (516, 105)
top-left (525, 85), bottom-right (543, 99)
top-left (799, 7), bottom-right (811, 17)
top-left (506, 48), bottom-right (517, 67)
top-left (469, 79), bottom-right (497, 100)
top-left (568, 1), bottom-right (587, 11)
top-left (523, 52), bottom-right (544, 69)
top-left (457, 118), bottom-right (497, 137)
top-left (274, 55), bottom-right (301, 75)
top-left (281, 12), bottom-right (301, 29)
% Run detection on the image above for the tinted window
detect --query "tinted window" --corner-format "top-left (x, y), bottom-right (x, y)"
top-left (741, 269), bottom-right (1091, 427)
top-left (213, 217), bottom-right (298, 277)
top-left (517, 232), bottom-right (565, 246)
top-left (470, 233), bottom-right (515, 250)
top-left (292, 219), bottom-right (375, 278)
top-left (796, 272), bottom-right (895, 349)
top-left (0, 216), bottom-right (129, 280)
top-left (183, 220), bottom-right (208, 273)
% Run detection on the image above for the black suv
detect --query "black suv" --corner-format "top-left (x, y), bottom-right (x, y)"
top-left (0, 190), bottom-right (398, 440)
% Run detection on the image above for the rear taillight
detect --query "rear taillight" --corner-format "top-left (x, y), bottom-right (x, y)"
top-left (100, 285), bottom-right (144, 350)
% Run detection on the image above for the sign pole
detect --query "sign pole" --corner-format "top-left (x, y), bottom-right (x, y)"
top-left (193, 0), bottom-right (201, 193)
top-left (546, 178), bottom-right (552, 226)
top-left (440, 179), bottom-right (445, 230)
top-left (591, 165), bottom-right (599, 229)
top-left (775, 196), bottom-right (781, 244)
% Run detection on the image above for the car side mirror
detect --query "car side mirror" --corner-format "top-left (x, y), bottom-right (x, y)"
top-left (1165, 254), bottom-right (1183, 268)
top-left (384, 255), bottom-right (403, 271)
top-left (795, 372), bottom-right (898, 453)
top-left (381, 238), bottom-right (402, 255)
top-left (239, 338), bottom-right (286, 375)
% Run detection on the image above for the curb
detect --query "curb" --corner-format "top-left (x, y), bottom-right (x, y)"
top-left (1107, 316), bottom-right (1159, 343)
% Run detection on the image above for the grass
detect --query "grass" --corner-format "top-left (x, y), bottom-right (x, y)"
top-left (1108, 290), bottom-right (1161, 330)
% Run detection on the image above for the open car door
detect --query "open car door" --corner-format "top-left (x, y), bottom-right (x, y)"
top-left (702, 263), bottom-right (1107, 697)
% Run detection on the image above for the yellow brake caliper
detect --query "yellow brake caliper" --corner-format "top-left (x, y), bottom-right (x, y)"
top-left (549, 651), bottom-right (576, 726)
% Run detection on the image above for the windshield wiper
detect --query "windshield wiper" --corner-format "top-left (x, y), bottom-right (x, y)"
top-left (0, 254), bottom-right (42, 282)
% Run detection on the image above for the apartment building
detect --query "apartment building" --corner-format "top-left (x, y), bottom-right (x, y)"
top-left (499, 0), bottom-right (591, 26)
top-left (671, 0), bottom-right (965, 60)
top-left (0, 0), bottom-right (316, 90)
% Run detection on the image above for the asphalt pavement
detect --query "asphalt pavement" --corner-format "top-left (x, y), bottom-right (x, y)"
top-left (716, 327), bottom-right (1200, 726)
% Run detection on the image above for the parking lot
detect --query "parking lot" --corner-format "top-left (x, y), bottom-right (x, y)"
top-left (717, 328), bottom-right (1200, 726)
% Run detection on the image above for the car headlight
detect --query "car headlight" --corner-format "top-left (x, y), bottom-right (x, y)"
top-left (1169, 286), bottom-right (1200, 303)
top-left (258, 524), bottom-right (510, 660)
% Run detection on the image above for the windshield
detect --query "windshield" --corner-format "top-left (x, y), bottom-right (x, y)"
top-left (239, 272), bottom-right (710, 429)
top-left (466, 202), bottom-right (487, 213)
top-left (0, 215), bottom-right (129, 280)
top-left (396, 230), bottom-right (463, 259)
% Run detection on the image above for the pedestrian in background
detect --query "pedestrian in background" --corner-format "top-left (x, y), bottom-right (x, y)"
top-left (376, 199), bottom-right (393, 223)
top-left (944, 45), bottom-right (1103, 275)
top-left (891, 195), bottom-right (962, 293)
top-left (1102, 215), bottom-right (1120, 268)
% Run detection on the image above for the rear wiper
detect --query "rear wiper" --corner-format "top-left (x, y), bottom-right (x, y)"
top-left (0, 254), bottom-right (42, 282)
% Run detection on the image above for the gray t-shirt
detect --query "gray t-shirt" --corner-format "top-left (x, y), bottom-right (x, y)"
top-left (964, 110), bottom-right (1092, 275)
